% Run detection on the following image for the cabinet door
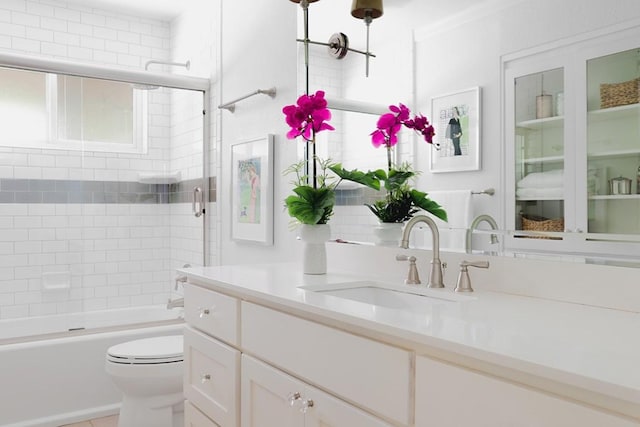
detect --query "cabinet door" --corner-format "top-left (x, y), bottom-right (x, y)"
top-left (184, 326), bottom-right (239, 427)
top-left (241, 355), bottom-right (393, 427)
top-left (304, 383), bottom-right (394, 427)
top-left (185, 401), bottom-right (220, 427)
top-left (415, 356), bottom-right (637, 427)
top-left (506, 59), bottom-right (569, 246)
top-left (585, 46), bottom-right (640, 239)
top-left (241, 355), bottom-right (304, 427)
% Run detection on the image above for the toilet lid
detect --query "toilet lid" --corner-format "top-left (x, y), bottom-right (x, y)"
top-left (107, 335), bottom-right (183, 365)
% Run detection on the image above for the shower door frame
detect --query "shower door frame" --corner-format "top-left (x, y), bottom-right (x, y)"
top-left (0, 51), bottom-right (212, 267)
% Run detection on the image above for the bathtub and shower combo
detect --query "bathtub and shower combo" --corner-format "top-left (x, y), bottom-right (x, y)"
top-left (0, 53), bottom-right (211, 427)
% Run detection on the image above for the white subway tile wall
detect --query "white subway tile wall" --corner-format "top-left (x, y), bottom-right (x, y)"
top-left (0, 1), bottom-right (212, 320)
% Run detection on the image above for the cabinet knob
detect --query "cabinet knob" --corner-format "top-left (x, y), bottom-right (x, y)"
top-left (300, 398), bottom-right (314, 414)
top-left (200, 373), bottom-right (211, 384)
top-left (288, 392), bottom-right (302, 407)
top-left (198, 307), bottom-right (212, 318)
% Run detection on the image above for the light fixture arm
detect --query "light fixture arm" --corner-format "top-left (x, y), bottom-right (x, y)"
top-left (364, 12), bottom-right (373, 77)
top-left (295, 37), bottom-right (376, 59)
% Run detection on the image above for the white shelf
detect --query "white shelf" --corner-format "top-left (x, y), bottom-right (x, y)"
top-left (517, 197), bottom-right (564, 201)
top-left (516, 115), bottom-right (564, 130)
top-left (521, 155), bottom-right (564, 164)
top-left (587, 149), bottom-right (640, 159)
top-left (588, 103), bottom-right (639, 122)
top-left (589, 194), bottom-right (640, 200)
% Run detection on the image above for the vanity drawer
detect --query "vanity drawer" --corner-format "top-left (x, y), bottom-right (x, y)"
top-left (184, 326), bottom-right (240, 427)
top-left (184, 283), bottom-right (239, 346)
top-left (241, 302), bottom-right (413, 426)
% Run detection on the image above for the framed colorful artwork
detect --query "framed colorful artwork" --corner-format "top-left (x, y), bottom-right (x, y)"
top-left (231, 135), bottom-right (274, 244)
top-left (430, 87), bottom-right (481, 173)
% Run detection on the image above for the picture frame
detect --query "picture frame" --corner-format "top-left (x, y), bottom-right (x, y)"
top-left (429, 87), bottom-right (481, 173)
top-left (231, 135), bottom-right (274, 245)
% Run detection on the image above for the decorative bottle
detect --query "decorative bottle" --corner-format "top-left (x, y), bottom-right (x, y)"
top-left (637, 165), bottom-right (640, 194)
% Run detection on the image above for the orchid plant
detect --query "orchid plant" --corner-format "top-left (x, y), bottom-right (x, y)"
top-left (331, 103), bottom-right (448, 224)
top-left (282, 90), bottom-right (339, 225)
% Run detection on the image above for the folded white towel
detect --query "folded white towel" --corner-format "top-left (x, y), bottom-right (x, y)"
top-left (414, 190), bottom-right (472, 252)
top-left (517, 169), bottom-right (563, 189)
top-left (516, 187), bottom-right (563, 199)
top-left (426, 190), bottom-right (473, 229)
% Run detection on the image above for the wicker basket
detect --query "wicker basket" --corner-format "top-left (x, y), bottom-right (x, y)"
top-left (600, 77), bottom-right (640, 109)
top-left (521, 214), bottom-right (564, 239)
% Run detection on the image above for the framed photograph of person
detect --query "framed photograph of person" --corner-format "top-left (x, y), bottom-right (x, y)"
top-left (231, 135), bottom-right (274, 244)
top-left (429, 87), bottom-right (481, 173)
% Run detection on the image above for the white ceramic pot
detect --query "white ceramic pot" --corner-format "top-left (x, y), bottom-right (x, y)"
top-left (299, 224), bottom-right (331, 275)
top-left (373, 222), bottom-right (404, 247)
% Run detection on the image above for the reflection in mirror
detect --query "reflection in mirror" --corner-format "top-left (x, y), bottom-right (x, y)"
top-left (297, 0), bottom-right (640, 268)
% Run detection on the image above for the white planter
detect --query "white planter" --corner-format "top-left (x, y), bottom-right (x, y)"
top-left (373, 222), bottom-right (404, 247)
top-left (299, 224), bottom-right (331, 275)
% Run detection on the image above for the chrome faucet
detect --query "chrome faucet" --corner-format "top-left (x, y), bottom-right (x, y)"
top-left (466, 214), bottom-right (499, 254)
top-left (400, 215), bottom-right (444, 288)
top-left (166, 297), bottom-right (184, 309)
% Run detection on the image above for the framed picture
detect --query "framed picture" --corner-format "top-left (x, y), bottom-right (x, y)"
top-left (429, 87), bottom-right (481, 173)
top-left (231, 135), bottom-right (274, 245)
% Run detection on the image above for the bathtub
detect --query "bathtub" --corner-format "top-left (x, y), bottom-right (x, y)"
top-left (0, 306), bottom-right (184, 427)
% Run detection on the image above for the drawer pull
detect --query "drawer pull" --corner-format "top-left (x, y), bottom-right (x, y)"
top-left (300, 398), bottom-right (314, 414)
top-left (198, 307), bottom-right (212, 318)
top-left (288, 392), bottom-right (301, 407)
top-left (200, 373), bottom-right (211, 384)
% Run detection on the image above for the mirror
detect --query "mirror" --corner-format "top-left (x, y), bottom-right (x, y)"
top-left (296, 0), bottom-right (640, 266)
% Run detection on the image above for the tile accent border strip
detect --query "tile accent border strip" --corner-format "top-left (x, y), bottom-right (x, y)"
top-left (0, 177), bottom-right (217, 204)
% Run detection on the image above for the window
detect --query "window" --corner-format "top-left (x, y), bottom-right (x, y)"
top-left (0, 67), bottom-right (147, 154)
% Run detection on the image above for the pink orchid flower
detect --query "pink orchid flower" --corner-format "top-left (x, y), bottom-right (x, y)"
top-left (371, 104), bottom-right (437, 148)
top-left (283, 90), bottom-right (334, 141)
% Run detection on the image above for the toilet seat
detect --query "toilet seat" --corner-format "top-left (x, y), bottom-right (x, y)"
top-left (107, 335), bottom-right (183, 365)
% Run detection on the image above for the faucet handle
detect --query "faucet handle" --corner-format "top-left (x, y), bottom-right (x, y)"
top-left (460, 260), bottom-right (489, 269)
top-left (396, 254), bottom-right (421, 285)
top-left (455, 260), bottom-right (489, 293)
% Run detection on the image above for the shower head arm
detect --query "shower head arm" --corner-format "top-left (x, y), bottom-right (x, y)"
top-left (145, 60), bottom-right (191, 71)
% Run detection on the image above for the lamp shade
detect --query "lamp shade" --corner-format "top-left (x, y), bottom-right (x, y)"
top-left (351, 0), bottom-right (383, 19)
top-left (289, 0), bottom-right (320, 3)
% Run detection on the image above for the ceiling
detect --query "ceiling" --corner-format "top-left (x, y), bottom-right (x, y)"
top-left (64, 0), bottom-right (413, 21)
top-left (63, 0), bottom-right (199, 20)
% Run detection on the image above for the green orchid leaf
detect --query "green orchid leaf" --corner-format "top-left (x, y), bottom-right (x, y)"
top-left (410, 189), bottom-right (448, 222)
top-left (385, 169), bottom-right (414, 192)
top-left (329, 164), bottom-right (381, 190)
top-left (286, 185), bottom-right (336, 224)
top-left (372, 168), bottom-right (388, 181)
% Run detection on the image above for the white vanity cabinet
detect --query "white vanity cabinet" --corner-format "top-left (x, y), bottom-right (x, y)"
top-left (183, 282), bottom-right (241, 427)
top-left (183, 282), bottom-right (408, 427)
top-left (415, 356), bottom-right (636, 427)
top-left (240, 301), bottom-right (412, 426)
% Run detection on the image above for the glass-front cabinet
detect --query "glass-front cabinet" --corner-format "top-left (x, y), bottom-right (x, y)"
top-left (504, 25), bottom-right (640, 258)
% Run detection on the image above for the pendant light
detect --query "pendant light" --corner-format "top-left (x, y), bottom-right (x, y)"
top-left (351, 0), bottom-right (383, 77)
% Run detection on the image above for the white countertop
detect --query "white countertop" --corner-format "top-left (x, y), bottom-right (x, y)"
top-left (182, 262), bottom-right (640, 414)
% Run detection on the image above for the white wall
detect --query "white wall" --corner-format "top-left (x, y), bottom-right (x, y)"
top-left (218, 1), bottom-right (299, 265)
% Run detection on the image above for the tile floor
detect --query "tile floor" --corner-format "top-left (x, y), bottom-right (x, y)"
top-left (60, 414), bottom-right (118, 427)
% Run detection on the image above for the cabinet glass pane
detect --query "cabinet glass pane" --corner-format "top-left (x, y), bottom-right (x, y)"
top-left (587, 48), bottom-right (640, 235)
top-left (514, 68), bottom-right (565, 235)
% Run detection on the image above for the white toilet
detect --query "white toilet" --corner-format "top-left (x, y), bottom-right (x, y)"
top-left (105, 335), bottom-right (184, 427)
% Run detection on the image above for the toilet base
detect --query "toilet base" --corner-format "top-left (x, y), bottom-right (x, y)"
top-left (118, 393), bottom-right (184, 427)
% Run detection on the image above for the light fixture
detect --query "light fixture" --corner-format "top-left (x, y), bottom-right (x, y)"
top-left (351, 0), bottom-right (383, 77)
top-left (290, 0), bottom-right (382, 79)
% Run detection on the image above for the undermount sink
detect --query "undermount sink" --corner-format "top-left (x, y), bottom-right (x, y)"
top-left (299, 281), bottom-right (474, 312)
